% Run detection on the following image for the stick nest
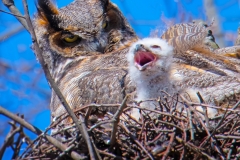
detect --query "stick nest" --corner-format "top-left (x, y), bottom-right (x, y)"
top-left (3, 96), bottom-right (240, 160)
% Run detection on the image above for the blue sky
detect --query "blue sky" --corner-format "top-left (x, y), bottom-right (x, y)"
top-left (0, 0), bottom-right (240, 159)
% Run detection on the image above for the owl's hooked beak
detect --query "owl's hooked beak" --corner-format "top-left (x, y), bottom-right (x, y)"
top-left (134, 44), bottom-right (157, 71)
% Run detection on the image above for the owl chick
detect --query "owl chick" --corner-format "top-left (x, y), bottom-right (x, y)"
top-left (127, 38), bottom-right (174, 119)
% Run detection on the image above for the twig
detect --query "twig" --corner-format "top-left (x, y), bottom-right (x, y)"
top-left (180, 122), bottom-right (186, 160)
top-left (0, 9), bottom-right (25, 18)
top-left (207, 104), bottom-right (229, 146)
top-left (56, 144), bottom-right (75, 160)
top-left (192, 109), bottom-right (225, 159)
top-left (126, 105), bottom-right (186, 121)
top-left (187, 107), bottom-right (195, 140)
top-left (0, 25), bottom-right (25, 42)
top-left (89, 120), bottom-right (115, 132)
top-left (52, 103), bottom-right (120, 124)
top-left (45, 135), bottom-right (85, 160)
top-left (2, 0), bottom-right (29, 30)
top-left (162, 130), bottom-right (176, 160)
top-left (110, 95), bottom-right (128, 146)
top-left (227, 139), bottom-right (236, 160)
top-left (221, 117), bottom-right (240, 148)
top-left (212, 101), bottom-right (240, 120)
top-left (215, 135), bottom-right (240, 140)
top-left (138, 119), bottom-right (145, 141)
top-left (98, 149), bottom-right (124, 160)
top-left (85, 106), bottom-right (93, 124)
top-left (155, 119), bottom-right (184, 132)
top-left (119, 123), bottom-right (154, 160)
top-left (0, 124), bottom-right (21, 159)
top-left (217, 115), bottom-right (237, 133)
top-left (175, 136), bottom-right (215, 160)
top-left (12, 123), bottom-right (24, 159)
top-left (181, 97), bottom-right (240, 114)
top-left (19, 134), bottom-right (44, 159)
top-left (90, 137), bottom-right (102, 160)
top-left (79, 115), bottom-right (97, 158)
top-left (0, 106), bottom-right (42, 134)
top-left (196, 92), bottom-right (210, 127)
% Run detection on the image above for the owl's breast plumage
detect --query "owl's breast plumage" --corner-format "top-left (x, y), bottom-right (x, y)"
top-left (50, 48), bottom-right (136, 118)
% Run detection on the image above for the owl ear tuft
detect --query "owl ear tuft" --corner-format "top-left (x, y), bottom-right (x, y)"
top-left (36, 0), bottom-right (61, 29)
top-left (87, 0), bottom-right (109, 5)
top-left (37, 0), bottom-right (59, 16)
top-left (97, 0), bottom-right (109, 11)
top-left (35, 13), bottom-right (49, 26)
top-left (101, 0), bottom-right (109, 5)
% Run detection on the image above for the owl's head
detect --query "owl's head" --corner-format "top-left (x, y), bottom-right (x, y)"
top-left (34, 0), bottom-right (136, 74)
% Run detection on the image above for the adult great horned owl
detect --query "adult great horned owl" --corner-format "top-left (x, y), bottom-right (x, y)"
top-left (34, 0), bottom-right (138, 121)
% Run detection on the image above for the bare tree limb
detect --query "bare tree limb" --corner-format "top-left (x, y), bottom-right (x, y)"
top-left (0, 123), bottom-right (21, 160)
top-left (0, 25), bottom-right (25, 42)
top-left (110, 95), bottom-right (128, 146)
top-left (0, 9), bottom-right (25, 18)
top-left (0, 106), bottom-right (42, 134)
top-left (0, 106), bottom-right (84, 160)
top-left (2, 0), bottom-right (29, 30)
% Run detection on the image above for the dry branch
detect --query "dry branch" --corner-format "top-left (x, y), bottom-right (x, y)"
top-left (2, 0), bottom-right (28, 30)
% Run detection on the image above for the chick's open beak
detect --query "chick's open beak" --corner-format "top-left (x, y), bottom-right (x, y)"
top-left (134, 44), bottom-right (157, 71)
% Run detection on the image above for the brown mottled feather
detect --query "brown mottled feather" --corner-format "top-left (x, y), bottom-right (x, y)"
top-left (161, 20), bottom-right (209, 40)
top-left (50, 48), bottom-right (136, 119)
top-left (161, 21), bottom-right (240, 114)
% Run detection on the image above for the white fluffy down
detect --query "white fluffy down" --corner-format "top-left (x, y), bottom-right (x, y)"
top-left (126, 38), bottom-right (174, 119)
top-left (127, 37), bottom-right (174, 100)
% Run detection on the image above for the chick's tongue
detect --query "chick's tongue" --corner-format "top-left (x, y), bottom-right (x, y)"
top-left (134, 51), bottom-right (156, 66)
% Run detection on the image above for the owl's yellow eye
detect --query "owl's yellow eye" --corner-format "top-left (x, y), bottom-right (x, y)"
top-left (64, 35), bottom-right (79, 43)
top-left (102, 21), bottom-right (108, 29)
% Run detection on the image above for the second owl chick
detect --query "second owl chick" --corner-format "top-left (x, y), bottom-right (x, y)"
top-left (126, 38), bottom-right (175, 119)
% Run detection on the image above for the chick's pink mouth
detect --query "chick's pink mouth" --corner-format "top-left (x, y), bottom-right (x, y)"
top-left (134, 51), bottom-right (157, 71)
